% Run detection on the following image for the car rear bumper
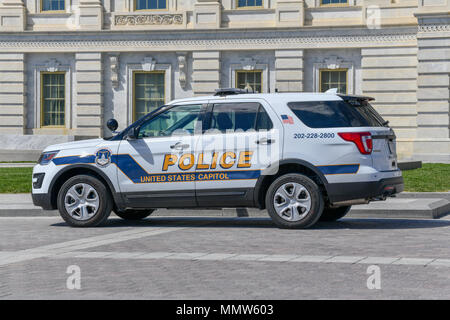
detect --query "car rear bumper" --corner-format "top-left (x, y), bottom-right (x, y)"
top-left (32, 192), bottom-right (55, 210)
top-left (327, 176), bottom-right (404, 204)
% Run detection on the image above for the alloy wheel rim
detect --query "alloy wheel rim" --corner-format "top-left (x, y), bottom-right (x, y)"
top-left (273, 182), bottom-right (312, 222)
top-left (64, 183), bottom-right (100, 221)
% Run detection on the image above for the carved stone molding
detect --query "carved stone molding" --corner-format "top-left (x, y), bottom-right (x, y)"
top-left (0, 32), bottom-right (417, 52)
top-left (418, 24), bottom-right (450, 32)
top-left (115, 14), bottom-right (183, 26)
top-left (109, 54), bottom-right (119, 89)
top-left (142, 56), bottom-right (156, 71)
top-left (44, 58), bottom-right (61, 72)
top-left (177, 52), bottom-right (187, 89)
top-left (323, 56), bottom-right (344, 70)
top-left (240, 58), bottom-right (257, 71)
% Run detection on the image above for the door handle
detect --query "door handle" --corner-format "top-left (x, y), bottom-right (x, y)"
top-left (170, 142), bottom-right (190, 150)
top-left (256, 138), bottom-right (275, 145)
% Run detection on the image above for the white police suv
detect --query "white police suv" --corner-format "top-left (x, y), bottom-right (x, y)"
top-left (32, 89), bottom-right (403, 228)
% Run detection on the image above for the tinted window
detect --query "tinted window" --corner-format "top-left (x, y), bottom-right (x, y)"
top-left (210, 102), bottom-right (258, 132)
top-left (287, 100), bottom-right (384, 128)
top-left (256, 106), bottom-right (273, 130)
top-left (209, 103), bottom-right (273, 132)
top-left (138, 104), bottom-right (202, 138)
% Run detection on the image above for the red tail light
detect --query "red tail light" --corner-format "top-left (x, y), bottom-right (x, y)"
top-left (338, 132), bottom-right (373, 155)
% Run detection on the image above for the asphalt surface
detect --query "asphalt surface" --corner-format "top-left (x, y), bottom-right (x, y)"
top-left (0, 215), bottom-right (449, 299)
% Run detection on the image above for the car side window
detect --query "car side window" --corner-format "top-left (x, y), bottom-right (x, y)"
top-left (210, 102), bottom-right (272, 133)
top-left (255, 105), bottom-right (273, 131)
top-left (138, 104), bottom-right (202, 138)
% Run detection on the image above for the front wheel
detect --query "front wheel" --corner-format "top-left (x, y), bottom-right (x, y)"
top-left (114, 209), bottom-right (155, 220)
top-left (319, 206), bottom-right (351, 222)
top-left (265, 173), bottom-right (324, 229)
top-left (57, 174), bottom-right (112, 227)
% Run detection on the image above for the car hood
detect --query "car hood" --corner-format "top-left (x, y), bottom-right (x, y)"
top-left (43, 138), bottom-right (106, 152)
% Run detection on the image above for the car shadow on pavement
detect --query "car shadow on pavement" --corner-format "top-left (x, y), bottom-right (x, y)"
top-left (51, 216), bottom-right (450, 230)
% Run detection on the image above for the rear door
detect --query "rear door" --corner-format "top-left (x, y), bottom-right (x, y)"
top-left (195, 99), bottom-right (281, 207)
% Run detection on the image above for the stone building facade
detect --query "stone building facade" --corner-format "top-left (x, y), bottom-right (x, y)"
top-left (0, 0), bottom-right (448, 161)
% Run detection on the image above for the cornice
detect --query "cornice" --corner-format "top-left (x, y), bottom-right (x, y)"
top-left (0, 27), bottom-right (418, 52)
top-left (418, 24), bottom-right (450, 32)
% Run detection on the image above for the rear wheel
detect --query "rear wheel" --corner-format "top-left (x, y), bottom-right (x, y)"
top-left (265, 173), bottom-right (324, 229)
top-left (57, 174), bottom-right (112, 227)
top-left (114, 209), bottom-right (155, 220)
top-left (319, 206), bottom-right (351, 222)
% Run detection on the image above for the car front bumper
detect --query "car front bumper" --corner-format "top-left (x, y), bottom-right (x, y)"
top-left (32, 192), bottom-right (55, 210)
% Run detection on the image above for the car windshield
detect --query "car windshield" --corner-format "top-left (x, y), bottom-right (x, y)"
top-left (105, 105), bottom-right (168, 140)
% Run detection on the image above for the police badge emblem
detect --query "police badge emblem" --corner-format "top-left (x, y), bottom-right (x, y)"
top-left (95, 148), bottom-right (112, 167)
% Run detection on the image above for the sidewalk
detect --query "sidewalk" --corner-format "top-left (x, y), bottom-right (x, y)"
top-left (0, 193), bottom-right (449, 219)
top-left (0, 163), bottom-right (35, 168)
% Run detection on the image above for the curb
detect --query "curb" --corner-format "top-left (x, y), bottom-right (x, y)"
top-left (1, 204), bottom-right (448, 219)
top-left (397, 192), bottom-right (450, 201)
top-left (0, 193), bottom-right (449, 219)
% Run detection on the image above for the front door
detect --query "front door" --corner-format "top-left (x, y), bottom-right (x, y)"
top-left (117, 103), bottom-right (205, 208)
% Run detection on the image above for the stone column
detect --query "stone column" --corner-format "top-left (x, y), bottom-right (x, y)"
top-left (0, 0), bottom-right (26, 31)
top-left (0, 53), bottom-right (26, 134)
top-left (193, 0), bottom-right (221, 29)
top-left (275, 50), bottom-right (303, 92)
top-left (77, 0), bottom-right (103, 31)
top-left (74, 53), bottom-right (103, 137)
top-left (192, 51), bottom-right (220, 96)
top-left (414, 3), bottom-right (450, 162)
top-left (275, 0), bottom-right (304, 27)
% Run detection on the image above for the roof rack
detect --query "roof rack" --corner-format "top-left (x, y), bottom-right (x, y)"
top-left (214, 88), bottom-right (253, 96)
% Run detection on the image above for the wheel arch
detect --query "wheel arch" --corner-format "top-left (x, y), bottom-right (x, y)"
top-left (254, 159), bottom-right (330, 209)
top-left (48, 164), bottom-right (122, 210)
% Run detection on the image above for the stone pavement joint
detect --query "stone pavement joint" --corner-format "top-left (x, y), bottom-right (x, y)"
top-left (0, 225), bottom-right (189, 266)
top-left (4, 250), bottom-right (448, 268)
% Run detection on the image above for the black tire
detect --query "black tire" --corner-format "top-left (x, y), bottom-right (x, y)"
top-left (319, 206), bottom-right (351, 222)
top-left (57, 174), bottom-right (113, 227)
top-left (114, 209), bottom-right (155, 220)
top-left (265, 173), bottom-right (324, 229)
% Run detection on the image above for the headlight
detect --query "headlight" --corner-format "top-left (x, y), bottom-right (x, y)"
top-left (38, 151), bottom-right (59, 165)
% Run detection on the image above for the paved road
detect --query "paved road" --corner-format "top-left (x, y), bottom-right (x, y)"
top-left (0, 214), bottom-right (449, 299)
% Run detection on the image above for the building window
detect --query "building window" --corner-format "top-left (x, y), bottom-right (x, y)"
top-left (236, 70), bottom-right (262, 93)
top-left (135, 0), bottom-right (167, 10)
top-left (41, 72), bottom-right (65, 127)
top-left (237, 0), bottom-right (263, 8)
top-left (320, 0), bottom-right (347, 5)
top-left (133, 71), bottom-right (165, 121)
top-left (319, 69), bottom-right (347, 94)
top-left (41, 0), bottom-right (65, 11)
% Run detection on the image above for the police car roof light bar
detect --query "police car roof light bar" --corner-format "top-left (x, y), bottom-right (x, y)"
top-left (214, 88), bottom-right (253, 96)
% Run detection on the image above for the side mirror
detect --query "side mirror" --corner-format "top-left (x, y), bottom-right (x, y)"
top-left (107, 119), bottom-right (118, 132)
top-left (126, 127), bottom-right (139, 140)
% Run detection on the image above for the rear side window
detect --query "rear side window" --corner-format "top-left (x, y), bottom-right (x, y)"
top-left (256, 106), bottom-right (273, 131)
top-left (287, 100), bottom-right (385, 128)
top-left (210, 102), bottom-right (273, 132)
